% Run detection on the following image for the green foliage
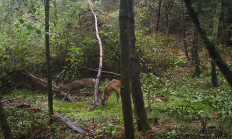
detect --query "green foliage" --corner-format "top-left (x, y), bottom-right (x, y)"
top-left (165, 130), bottom-right (178, 139)
top-left (94, 123), bottom-right (120, 138)
top-left (141, 72), bottom-right (167, 99)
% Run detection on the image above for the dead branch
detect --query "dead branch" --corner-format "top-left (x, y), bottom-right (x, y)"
top-left (54, 113), bottom-right (89, 134)
top-left (80, 65), bottom-right (121, 76)
top-left (138, 55), bottom-right (161, 77)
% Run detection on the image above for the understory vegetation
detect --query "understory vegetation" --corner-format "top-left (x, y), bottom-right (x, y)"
top-left (1, 55), bottom-right (232, 138)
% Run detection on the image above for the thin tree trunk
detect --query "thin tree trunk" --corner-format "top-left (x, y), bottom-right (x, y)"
top-left (155, 0), bottom-right (161, 34)
top-left (193, 27), bottom-right (201, 77)
top-left (119, 0), bottom-right (134, 138)
top-left (45, 0), bottom-right (53, 121)
top-left (129, 0), bottom-right (151, 131)
top-left (165, 0), bottom-right (169, 44)
top-left (0, 97), bottom-right (14, 139)
top-left (181, 0), bottom-right (188, 57)
top-left (211, 0), bottom-right (221, 87)
top-left (184, 0), bottom-right (232, 88)
top-left (89, 1), bottom-right (103, 106)
top-left (53, 0), bottom-right (57, 26)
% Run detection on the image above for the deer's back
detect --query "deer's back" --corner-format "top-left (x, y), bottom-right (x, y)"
top-left (104, 80), bottom-right (121, 92)
top-left (73, 78), bottom-right (95, 89)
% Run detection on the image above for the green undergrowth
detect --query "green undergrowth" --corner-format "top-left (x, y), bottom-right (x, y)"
top-left (1, 66), bottom-right (232, 138)
top-left (53, 95), bottom-right (123, 123)
top-left (142, 65), bottom-right (232, 138)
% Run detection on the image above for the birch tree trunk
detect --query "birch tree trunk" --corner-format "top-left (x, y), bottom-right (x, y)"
top-left (88, 1), bottom-right (103, 106)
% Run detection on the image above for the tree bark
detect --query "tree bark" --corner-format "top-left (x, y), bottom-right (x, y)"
top-left (193, 27), bottom-right (201, 77)
top-left (181, 0), bottom-right (188, 58)
top-left (45, 0), bottom-right (54, 120)
top-left (119, 0), bottom-right (134, 138)
top-left (129, 0), bottom-right (151, 131)
top-left (0, 97), bottom-right (14, 139)
top-left (184, 0), bottom-right (232, 88)
top-left (53, 0), bottom-right (57, 26)
top-left (165, 0), bottom-right (169, 44)
top-left (155, 0), bottom-right (161, 34)
top-left (89, 1), bottom-right (103, 106)
top-left (211, 0), bottom-right (221, 87)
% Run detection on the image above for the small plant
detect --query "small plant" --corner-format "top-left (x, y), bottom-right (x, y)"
top-left (165, 130), bottom-right (178, 139)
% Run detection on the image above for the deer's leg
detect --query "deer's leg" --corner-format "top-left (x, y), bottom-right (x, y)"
top-left (62, 90), bottom-right (70, 102)
top-left (115, 89), bottom-right (120, 104)
top-left (77, 89), bottom-right (80, 97)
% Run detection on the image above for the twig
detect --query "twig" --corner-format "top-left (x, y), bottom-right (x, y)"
top-left (80, 65), bottom-right (121, 76)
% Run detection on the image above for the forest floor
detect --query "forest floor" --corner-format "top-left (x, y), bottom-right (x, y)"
top-left (1, 61), bottom-right (232, 139)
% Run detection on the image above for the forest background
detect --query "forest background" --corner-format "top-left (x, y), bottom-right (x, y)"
top-left (0, 0), bottom-right (232, 138)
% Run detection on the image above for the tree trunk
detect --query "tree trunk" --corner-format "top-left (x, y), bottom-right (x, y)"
top-left (181, 0), bottom-right (188, 58)
top-left (53, 0), bottom-right (57, 26)
top-left (119, 0), bottom-right (134, 138)
top-left (184, 0), bottom-right (232, 88)
top-left (128, 0), bottom-right (151, 131)
top-left (165, 0), bottom-right (169, 44)
top-left (211, 61), bottom-right (219, 86)
top-left (0, 97), bottom-right (14, 139)
top-left (89, 2), bottom-right (103, 106)
top-left (45, 0), bottom-right (54, 121)
top-left (155, 0), bottom-right (161, 34)
top-left (211, 0), bottom-right (221, 87)
top-left (193, 27), bottom-right (201, 77)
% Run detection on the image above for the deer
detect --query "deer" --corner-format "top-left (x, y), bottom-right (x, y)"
top-left (99, 79), bottom-right (121, 106)
top-left (59, 78), bottom-right (96, 102)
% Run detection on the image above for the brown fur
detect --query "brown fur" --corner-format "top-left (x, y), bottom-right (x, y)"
top-left (100, 80), bottom-right (121, 106)
top-left (59, 78), bottom-right (95, 102)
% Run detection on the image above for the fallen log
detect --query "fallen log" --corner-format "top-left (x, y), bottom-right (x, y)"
top-left (54, 113), bottom-right (89, 134)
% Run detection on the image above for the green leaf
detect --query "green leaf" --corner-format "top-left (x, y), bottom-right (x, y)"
top-left (21, 48), bottom-right (26, 52)
top-left (18, 19), bottom-right (24, 24)
top-left (32, 8), bottom-right (36, 13)
top-left (24, 3), bottom-right (28, 6)
top-left (36, 29), bottom-right (41, 34)
top-left (23, 67), bottom-right (28, 72)
top-left (27, 10), bottom-right (32, 13)
top-left (19, 59), bottom-right (25, 65)
top-left (14, 50), bottom-right (20, 56)
top-left (0, 61), bottom-right (6, 66)
top-left (10, 65), bottom-right (15, 71)
top-left (26, 25), bottom-right (33, 30)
